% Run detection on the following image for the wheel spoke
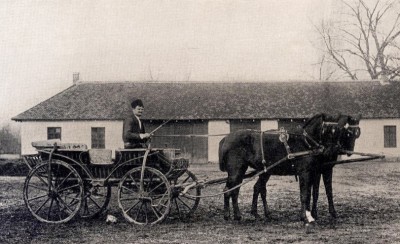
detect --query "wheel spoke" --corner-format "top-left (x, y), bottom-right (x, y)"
top-left (176, 196), bottom-right (192, 210)
top-left (121, 185), bottom-right (139, 195)
top-left (34, 197), bottom-right (51, 215)
top-left (57, 196), bottom-right (74, 214)
top-left (28, 194), bottom-right (48, 202)
top-left (82, 196), bottom-right (90, 215)
top-left (147, 181), bottom-right (166, 195)
top-left (80, 185), bottom-right (111, 219)
top-left (144, 203), bottom-right (149, 224)
top-left (129, 174), bottom-right (138, 185)
top-left (146, 172), bottom-right (155, 192)
top-left (173, 198), bottom-right (181, 215)
top-left (47, 198), bottom-right (55, 220)
top-left (124, 200), bottom-right (141, 214)
top-left (133, 202), bottom-right (145, 222)
top-left (32, 172), bottom-right (50, 187)
top-left (56, 199), bottom-right (62, 221)
top-left (86, 196), bottom-right (102, 210)
top-left (151, 205), bottom-right (161, 218)
top-left (28, 184), bottom-right (48, 192)
top-left (55, 172), bottom-right (73, 190)
top-left (120, 197), bottom-right (140, 202)
top-left (58, 183), bottom-right (81, 193)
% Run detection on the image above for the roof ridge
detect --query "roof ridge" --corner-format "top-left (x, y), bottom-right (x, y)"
top-left (75, 80), bottom-right (382, 85)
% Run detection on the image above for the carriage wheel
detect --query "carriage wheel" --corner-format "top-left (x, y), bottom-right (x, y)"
top-left (80, 182), bottom-right (111, 219)
top-left (23, 160), bottom-right (83, 224)
top-left (118, 167), bottom-right (171, 225)
top-left (169, 170), bottom-right (201, 219)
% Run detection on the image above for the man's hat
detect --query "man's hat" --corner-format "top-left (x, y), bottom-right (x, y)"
top-left (130, 98), bottom-right (144, 108)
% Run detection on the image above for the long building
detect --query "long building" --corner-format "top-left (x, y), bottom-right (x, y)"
top-left (12, 79), bottom-right (400, 163)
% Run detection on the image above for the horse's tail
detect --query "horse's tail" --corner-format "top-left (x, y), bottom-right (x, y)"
top-left (218, 137), bottom-right (227, 172)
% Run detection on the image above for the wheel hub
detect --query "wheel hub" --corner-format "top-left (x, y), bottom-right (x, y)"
top-left (48, 190), bottom-right (58, 199)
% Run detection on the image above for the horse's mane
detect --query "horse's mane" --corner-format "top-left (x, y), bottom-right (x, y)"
top-left (302, 113), bottom-right (325, 129)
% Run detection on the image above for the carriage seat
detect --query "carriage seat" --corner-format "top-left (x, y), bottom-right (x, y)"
top-left (88, 149), bottom-right (113, 165)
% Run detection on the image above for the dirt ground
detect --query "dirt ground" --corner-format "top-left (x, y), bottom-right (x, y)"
top-left (1, 160), bottom-right (400, 243)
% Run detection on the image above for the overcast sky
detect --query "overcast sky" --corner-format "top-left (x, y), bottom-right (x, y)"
top-left (0, 0), bottom-right (340, 124)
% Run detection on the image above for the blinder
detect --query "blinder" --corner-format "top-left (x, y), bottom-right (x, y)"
top-left (320, 121), bottom-right (341, 143)
top-left (345, 124), bottom-right (361, 139)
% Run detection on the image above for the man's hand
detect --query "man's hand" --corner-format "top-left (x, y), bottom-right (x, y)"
top-left (140, 133), bottom-right (152, 139)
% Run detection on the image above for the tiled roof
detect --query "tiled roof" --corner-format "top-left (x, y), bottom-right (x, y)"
top-left (12, 81), bottom-right (400, 121)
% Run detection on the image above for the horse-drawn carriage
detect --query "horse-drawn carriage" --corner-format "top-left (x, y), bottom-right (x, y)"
top-left (21, 113), bottom-right (385, 226)
top-left (22, 140), bottom-right (201, 225)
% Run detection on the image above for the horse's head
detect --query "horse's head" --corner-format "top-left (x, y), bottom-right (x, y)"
top-left (303, 113), bottom-right (343, 148)
top-left (338, 114), bottom-right (361, 155)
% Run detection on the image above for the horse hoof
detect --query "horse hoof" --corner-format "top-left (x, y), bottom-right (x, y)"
top-left (311, 211), bottom-right (318, 220)
top-left (224, 215), bottom-right (230, 221)
top-left (234, 216), bottom-right (242, 221)
top-left (250, 211), bottom-right (261, 219)
top-left (305, 221), bottom-right (316, 234)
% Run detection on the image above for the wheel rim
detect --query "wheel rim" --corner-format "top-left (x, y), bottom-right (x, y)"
top-left (169, 170), bottom-right (201, 219)
top-left (80, 183), bottom-right (111, 219)
top-left (23, 160), bottom-right (83, 224)
top-left (118, 167), bottom-right (171, 225)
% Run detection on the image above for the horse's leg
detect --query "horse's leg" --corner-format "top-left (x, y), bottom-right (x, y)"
top-left (259, 174), bottom-right (271, 219)
top-left (223, 184), bottom-right (231, 220)
top-left (224, 157), bottom-right (247, 221)
top-left (250, 176), bottom-right (262, 219)
top-left (231, 187), bottom-right (242, 221)
top-left (322, 166), bottom-right (337, 218)
top-left (311, 171), bottom-right (321, 219)
top-left (225, 178), bottom-right (243, 221)
top-left (299, 172), bottom-right (314, 224)
top-left (229, 163), bottom-right (248, 221)
top-left (251, 174), bottom-right (270, 219)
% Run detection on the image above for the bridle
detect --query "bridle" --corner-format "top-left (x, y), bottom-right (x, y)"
top-left (258, 117), bottom-right (360, 169)
top-left (343, 123), bottom-right (361, 139)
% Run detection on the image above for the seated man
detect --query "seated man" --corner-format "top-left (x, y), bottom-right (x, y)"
top-left (122, 98), bottom-right (151, 149)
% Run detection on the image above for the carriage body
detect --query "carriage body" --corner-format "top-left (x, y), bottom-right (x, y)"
top-left (22, 140), bottom-right (200, 225)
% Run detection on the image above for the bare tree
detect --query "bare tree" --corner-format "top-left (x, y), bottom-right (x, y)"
top-left (316, 0), bottom-right (400, 81)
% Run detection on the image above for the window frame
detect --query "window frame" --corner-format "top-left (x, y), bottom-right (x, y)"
top-left (384, 125), bottom-right (397, 148)
top-left (91, 127), bottom-right (105, 149)
top-left (47, 127), bottom-right (61, 140)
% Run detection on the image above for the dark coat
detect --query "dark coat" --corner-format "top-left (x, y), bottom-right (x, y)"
top-left (122, 115), bottom-right (146, 148)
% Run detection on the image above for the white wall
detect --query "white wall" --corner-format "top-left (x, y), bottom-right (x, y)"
top-left (261, 120), bottom-right (278, 131)
top-left (207, 120), bottom-right (230, 163)
top-left (355, 119), bottom-right (400, 158)
top-left (21, 120), bottom-right (124, 155)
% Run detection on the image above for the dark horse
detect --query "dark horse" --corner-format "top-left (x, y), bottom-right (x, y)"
top-left (310, 114), bottom-right (361, 219)
top-left (219, 113), bottom-right (346, 223)
top-left (249, 114), bottom-right (361, 221)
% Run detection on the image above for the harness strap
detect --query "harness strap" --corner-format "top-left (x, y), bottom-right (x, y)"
top-left (260, 131), bottom-right (268, 172)
top-left (303, 130), bottom-right (324, 150)
top-left (260, 128), bottom-right (292, 172)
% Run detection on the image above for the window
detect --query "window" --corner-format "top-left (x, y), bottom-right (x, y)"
top-left (47, 127), bottom-right (61, 140)
top-left (91, 127), bottom-right (105, 149)
top-left (384, 126), bottom-right (396, 148)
